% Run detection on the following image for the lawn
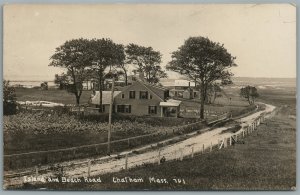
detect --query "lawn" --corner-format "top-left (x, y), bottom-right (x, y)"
top-left (15, 88), bottom-right (92, 105)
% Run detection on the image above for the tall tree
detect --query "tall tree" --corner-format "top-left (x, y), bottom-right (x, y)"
top-left (49, 38), bottom-right (92, 105)
top-left (240, 86), bottom-right (259, 105)
top-left (89, 38), bottom-right (125, 112)
top-left (125, 43), bottom-right (167, 84)
top-left (54, 73), bottom-right (69, 90)
top-left (167, 36), bottom-right (236, 119)
top-left (112, 44), bottom-right (130, 86)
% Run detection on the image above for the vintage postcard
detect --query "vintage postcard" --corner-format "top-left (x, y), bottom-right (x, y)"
top-left (2, 4), bottom-right (296, 190)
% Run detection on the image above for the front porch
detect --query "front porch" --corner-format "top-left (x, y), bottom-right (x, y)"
top-left (159, 99), bottom-right (181, 118)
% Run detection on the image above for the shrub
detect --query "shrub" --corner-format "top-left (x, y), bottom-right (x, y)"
top-left (3, 80), bottom-right (17, 115)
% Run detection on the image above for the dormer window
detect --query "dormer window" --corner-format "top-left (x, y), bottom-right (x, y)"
top-left (140, 91), bottom-right (148, 99)
top-left (129, 91), bottom-right (135, 99)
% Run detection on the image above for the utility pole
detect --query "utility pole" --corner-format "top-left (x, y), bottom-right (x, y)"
top-left (107, 77), bottom-right (115, 155)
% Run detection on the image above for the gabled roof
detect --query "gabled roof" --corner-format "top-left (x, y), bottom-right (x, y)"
top-left (174, 80), bottom-right (196, 87)
top-left (114, 79), bottom-right (168, 101)
top-left (135, 79), bottom-right (168, 101)
top-left (160, 79), bottom-right (196, 87)
top-left (91, 91), bottom-right (122, 105)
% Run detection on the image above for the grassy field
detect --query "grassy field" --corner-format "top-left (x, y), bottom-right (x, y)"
top-left (15, 88), bottom-right (91, 105)
top-left (22, 88), bottom-right (296, 190)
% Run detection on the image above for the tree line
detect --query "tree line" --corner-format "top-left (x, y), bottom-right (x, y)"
top-left (50, 36), bottom-right (238, 119)
top-left (240, 86), bottom-right (259, 105)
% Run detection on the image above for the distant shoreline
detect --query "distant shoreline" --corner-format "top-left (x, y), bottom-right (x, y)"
top-left (4, 76), bottom-right (296, 82)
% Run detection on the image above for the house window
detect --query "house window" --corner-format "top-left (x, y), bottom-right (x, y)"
top-left (124, 105), bottom-right (131, 113)
top-left (164, 91), bottom-right (169, 100)
top-left (148, 106), bottom-right (157, 114)
top-left (117, 105), bottom-right (131, 113)
top-left (129, 91), bottom-right (135, 99)
top-left (140, 91), bottom-right (148, 99)
top-left (122, 94), bottom-right (125, 99)
top-left (117, 105), bottom-right (124, 113)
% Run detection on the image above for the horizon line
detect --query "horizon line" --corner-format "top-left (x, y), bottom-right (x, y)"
top-left (3, 76), bottom-right (297, 82)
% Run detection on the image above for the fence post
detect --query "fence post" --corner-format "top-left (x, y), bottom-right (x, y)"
top-left (60, 165), bottom-right (64, 176)
top-left (125, 153), bottom-right (128, 170)
top-left (202, 144), bottom-right (205, 153)
top-left (158, 150), bottom-right (161, 165)
top-left (242, 130), bottom-right (245, 138)
top-left (191, 147), bottom-right (194, 158)
top-left (219, 139), bottom-right (224, 149)
top-left (73, 149), bottom-right (76, 157)
top-left (210, 142), bottom-right (213, 152)
top-left (224, 138), bottom-right (227, 148)
top-left (180, 149), bottom-right (183, 161)
top-left (127, 138), bottom-right (130, 147)
top-left (229, 136), bottom-right (232, 146)
top-left (35, 166), bottom-right (38, 177)
top-left (87, 160), bottom-right (91, 177)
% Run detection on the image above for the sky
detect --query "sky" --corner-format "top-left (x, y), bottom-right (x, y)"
top-left (3, 4), bottom-right (296, 81)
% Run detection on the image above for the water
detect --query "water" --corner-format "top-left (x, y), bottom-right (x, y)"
top-left (8, 77), bottom-right (296, 89)
top-left (8, 81), bottom-right (56, 88)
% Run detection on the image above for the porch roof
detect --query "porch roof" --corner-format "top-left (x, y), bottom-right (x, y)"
top-left (160, 99), bottom-right (181, 107)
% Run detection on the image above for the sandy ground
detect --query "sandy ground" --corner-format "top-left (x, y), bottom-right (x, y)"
top-left (3, 103), bottom-right (276, 188)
